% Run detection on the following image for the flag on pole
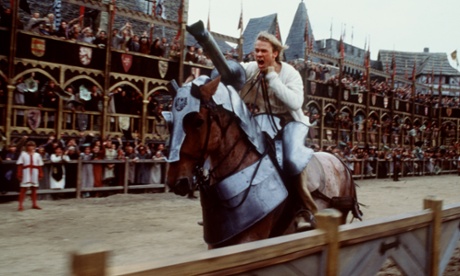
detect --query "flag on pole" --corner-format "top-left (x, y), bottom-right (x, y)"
top-left (339, 34), bottom-right (344, 59)
top-left (237, 2), bottom-right (243, 31)
top-left (451, 50), bottom-right (457, 60)
top-left (175, 0), bottom-right (184, 40)
top-left (304, 19), bottom-right (309, 43)
top-left (329, 18), bottom-right (333, 39)
top-left (351, 26), bottom-right (354, 45)
top-left (79, 6), bottom-right (85, 25)
top-left (53, 0), bottom-right (62, 29)
top-left (451, 50), bottom-right (459, 66)
top-left (411, 59), bottom-right (416, 81)
top-left (111, 0), bottom-right (116, 26)
top-left (274, 17), bottom-right (281, 41)
top-left (391, 52), bottom-right (396, 80)
top-left (438, 69), bottom-right (443, 96)
top-left (404, 60), bottom-right (408, 79)
top-left (207, 5), bottom-right (211, 31)
top-left (363, 49), bottom-right (370, 80)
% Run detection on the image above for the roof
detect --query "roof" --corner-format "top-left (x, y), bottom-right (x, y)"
top-left (284, 1), bottom-right (316, 61)
top-left (378, 49), bottom-right (460, 77)
top-left (242, 13), bottom-right (281, 56)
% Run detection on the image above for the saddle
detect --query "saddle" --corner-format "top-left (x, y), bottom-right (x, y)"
top-left (254, 114), bottom-right (314, 176)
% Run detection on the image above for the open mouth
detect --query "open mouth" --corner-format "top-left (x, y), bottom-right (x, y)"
top-left (257, 59), bottom-right (265, 67)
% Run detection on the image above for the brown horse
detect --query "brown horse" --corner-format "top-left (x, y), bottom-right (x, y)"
top-left (165, 76), bottom-right (361, 249)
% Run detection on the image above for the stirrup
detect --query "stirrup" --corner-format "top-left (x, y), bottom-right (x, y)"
top-left (295, 209), bottom-right (316, 232)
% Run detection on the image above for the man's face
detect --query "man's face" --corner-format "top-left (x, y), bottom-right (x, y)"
top-left (254, 40), bottom-right (278, 71)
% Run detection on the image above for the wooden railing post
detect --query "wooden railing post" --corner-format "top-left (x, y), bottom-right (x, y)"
top-left (71, 248), bottom-right (109, 276)
top-left (123, 158), bottom-right (129, 194)
top-left (423, 196), bottom-right (443, 276)
top-left (316, 208), bottom-right (342, 276)
top-left (76, 159), bottom-right (82, 199)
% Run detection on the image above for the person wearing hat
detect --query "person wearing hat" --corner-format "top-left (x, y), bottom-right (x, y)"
top-left (16, 141), bottom-right (44, 211)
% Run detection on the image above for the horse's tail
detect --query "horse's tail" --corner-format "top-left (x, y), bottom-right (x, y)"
top-left (336, 155), bottom-right (363, 221)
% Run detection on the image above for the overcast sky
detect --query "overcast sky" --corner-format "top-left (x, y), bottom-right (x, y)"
top-left (188, 0), bottom-right (460, 68)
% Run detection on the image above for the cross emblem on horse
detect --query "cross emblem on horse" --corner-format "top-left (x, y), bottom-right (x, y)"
top-left (164, 21), bottom-right (362, 249)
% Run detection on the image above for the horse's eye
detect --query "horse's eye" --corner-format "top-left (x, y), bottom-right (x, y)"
top-left (183, 112), bottom-right (204, 130)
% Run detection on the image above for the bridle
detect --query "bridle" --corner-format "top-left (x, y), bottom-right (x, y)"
top-left (191, 97), bottom-right (253, 188)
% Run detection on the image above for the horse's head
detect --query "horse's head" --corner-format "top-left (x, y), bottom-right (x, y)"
top-left (164, 76), bottom-right (223, 196)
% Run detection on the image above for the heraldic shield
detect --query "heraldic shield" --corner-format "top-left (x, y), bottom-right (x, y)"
top-left (159, 60), bottom-right (168, 79)
top-left (121, 54), bottom-right (133, 73)
top-left (310, 81), bottom-right (316, 94)
top-left (79, 46), bottom-right (92, 66)
top-left (26, 109), bottom-right (41, 130)
top-left (31, 38), bottom-right (45, 57)
top-left (343, 89), bottom-right (349, 100)
top-left (371, 94), bottom-right (377, 105)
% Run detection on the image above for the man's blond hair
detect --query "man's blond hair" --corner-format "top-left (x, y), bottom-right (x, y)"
top-left (256, 31), bottom-right (285, 62)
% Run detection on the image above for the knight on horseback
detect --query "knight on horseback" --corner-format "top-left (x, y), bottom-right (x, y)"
top-left (239, 31), bottom-right (318, 231)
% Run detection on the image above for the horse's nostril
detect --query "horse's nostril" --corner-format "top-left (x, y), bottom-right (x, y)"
top-left (174, 178), bottom-right (190, 196)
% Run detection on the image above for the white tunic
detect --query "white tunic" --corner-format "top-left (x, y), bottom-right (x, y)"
top-left (49, 154), bottom-right (70, 189)
top-left (17, 152), bottom-right (44, 188)
top-left (240, 61), bottom-right (310, 126)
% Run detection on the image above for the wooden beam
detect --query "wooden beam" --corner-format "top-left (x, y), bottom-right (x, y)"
top-left (424, 196), bottom-right (443, 276)
top-left (316, 208), bottom-right (342, 276)
top-left (71, 248), bottom-right (109, 276)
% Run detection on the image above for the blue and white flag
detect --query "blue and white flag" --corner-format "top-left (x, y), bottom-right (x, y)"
top-left (53, 0), bottom-right (62, 30)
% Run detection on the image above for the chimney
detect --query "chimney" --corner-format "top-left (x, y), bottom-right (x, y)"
top-left (423, 47), bottom-right (429, 53)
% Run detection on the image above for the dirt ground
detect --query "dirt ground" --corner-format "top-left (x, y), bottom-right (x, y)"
top-left (0, 175), bottom-right (459, 275)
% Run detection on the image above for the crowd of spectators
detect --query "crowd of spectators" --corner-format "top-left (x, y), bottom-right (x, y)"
top-left (313, 141), bottom-right (460, 180)
top-left (297, 60), bottom-right (460, 110)
top-left (1, 131), bottom-right (458, 200)
top-left (0, 133), bottom-right (167, 197)
top-left (0, 4), bottom-right (214, 66)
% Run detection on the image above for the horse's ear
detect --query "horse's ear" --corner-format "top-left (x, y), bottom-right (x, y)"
top-left (167, 80), bottom-right (180, 98)
top-left (200, 76), bottom-right (221, 102)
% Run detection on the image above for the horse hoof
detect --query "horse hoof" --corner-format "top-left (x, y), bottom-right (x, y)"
top-left (296, 221), bottom-right (313, 232)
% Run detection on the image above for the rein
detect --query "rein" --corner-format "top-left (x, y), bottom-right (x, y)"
top-left (195, 99), bottom-right (255, 186)
top-left (241, 71), bottom-right (281, 134)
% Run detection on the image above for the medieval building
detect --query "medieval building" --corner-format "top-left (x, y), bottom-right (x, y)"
top-left (1, 0), bottom-right (459, 151)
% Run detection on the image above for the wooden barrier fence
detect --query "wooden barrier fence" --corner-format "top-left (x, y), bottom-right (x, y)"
top-left (0, 159), bottom-right (167, 198)
top-left (1, 157), bottom-right (458, 199)
top-left (71, 197), bottom-right (460, 276)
